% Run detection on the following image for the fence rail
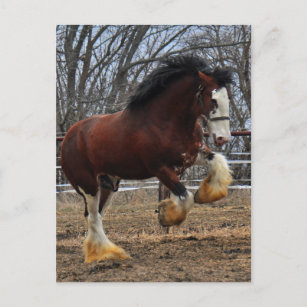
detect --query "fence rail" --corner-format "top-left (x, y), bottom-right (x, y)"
top-left (56, 157), bottom-right (251, 193)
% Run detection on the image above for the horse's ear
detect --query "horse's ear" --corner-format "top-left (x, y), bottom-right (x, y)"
top-left (198, 71), bottom-right (214, 86)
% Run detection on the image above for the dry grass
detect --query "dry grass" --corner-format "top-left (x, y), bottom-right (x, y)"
top-left (56, 189), bottom-right (251, 282)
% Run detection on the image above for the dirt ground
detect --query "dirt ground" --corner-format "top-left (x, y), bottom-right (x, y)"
top-left (56, 189), bottom-right (251, 282)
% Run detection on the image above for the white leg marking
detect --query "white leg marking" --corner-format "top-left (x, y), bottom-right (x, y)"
top-left (194, 152), bottom-right (232, 182)
top-left (207, 153), bottom-right (232, 182)
top-left (79, 187), bottom-right (129, 261)
top-left (170, 190), bottom-right (194, 213)
top-left (194, 153), bottom-right (232, 204)
top-left (79, 187), bottom-right (113, 248)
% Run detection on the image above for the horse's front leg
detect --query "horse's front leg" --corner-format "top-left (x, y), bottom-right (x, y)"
top-left (156, 166), bottom-right (194, 227)
top-left (194, 151), bottom-right (233, 204)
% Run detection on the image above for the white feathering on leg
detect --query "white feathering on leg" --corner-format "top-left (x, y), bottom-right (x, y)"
top-left (207, 153), bottom-right (232, 188)
top-left (195, 153), bottom-right (232, 204)
top-left (79, 187), bottom-right (130, 262)
top-left (170, 190), bottom-right (194, 213)
top-left (158, 191), bottom-right (194, 227)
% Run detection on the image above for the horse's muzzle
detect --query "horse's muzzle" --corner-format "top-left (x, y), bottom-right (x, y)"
top-left (215, 136), bottom-right (230, 146)
top-left (212, 133), bottom-right (230, 146)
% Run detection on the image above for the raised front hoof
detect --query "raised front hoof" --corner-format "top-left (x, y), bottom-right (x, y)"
top-left (158, 199), bottom-right (187, 227)
top-left (194, 177), bottom-right (228, 204)
top-left (84, 239), bottom-right (131, 263)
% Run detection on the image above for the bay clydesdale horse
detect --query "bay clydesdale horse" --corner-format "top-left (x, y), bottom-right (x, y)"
top-left (61, 55), bottom-right (233, 262)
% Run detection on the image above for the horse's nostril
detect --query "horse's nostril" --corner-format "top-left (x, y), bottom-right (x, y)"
top-left (216, 137), bottom-right (227, 146)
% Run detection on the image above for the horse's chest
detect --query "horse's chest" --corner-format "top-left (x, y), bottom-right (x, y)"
top-left (177, 148), bottom-right (197, 172)
top-left (181, 151), bottom-right (197, 166)
top-left (172, 140), bottom-right (201, 173)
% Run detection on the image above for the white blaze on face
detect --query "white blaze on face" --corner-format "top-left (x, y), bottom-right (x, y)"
top-left (207, 87), bottom-right (231, 145)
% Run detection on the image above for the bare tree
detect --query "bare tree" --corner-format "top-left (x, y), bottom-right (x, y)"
top-left (57, 25), bottom-right (250, 134)
top-left (56, 25), bottom-right (251, 186)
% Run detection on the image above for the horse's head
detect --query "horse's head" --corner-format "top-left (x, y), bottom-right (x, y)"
top-left (197, 71), bottom-right (232, 147)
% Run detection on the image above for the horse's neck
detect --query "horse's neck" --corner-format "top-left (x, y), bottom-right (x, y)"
top-left (125, 76), bottom-right (199, 135)
top-left (151, 77), bottom-right (198, 132)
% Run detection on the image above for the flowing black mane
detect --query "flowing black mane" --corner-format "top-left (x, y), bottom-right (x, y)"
top-left (126, 55), bottom-right (232, 111)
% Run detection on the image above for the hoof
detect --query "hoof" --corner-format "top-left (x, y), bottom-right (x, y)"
top-left (158, 199), bottom-right (187, 227)
top-left (194, 175), bottom-right (229, 204)
top-left (84, 239), bottom-right (130, 263)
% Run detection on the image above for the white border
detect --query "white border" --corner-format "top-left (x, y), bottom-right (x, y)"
top-left (1, 0), bottom-right (307, 306)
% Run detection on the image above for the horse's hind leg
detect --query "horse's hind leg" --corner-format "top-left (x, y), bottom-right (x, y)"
top-left (81, 186), bottom-right (130, 263)
top-left (98, 174), bottom-right (120, 192)
top-left (98, 188), bottom-right (113, 216)
top-left (97, 175), bottom-right (121, 216)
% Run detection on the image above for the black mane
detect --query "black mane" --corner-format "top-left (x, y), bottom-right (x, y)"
top-left (126, 55), bottom-right (232, 111)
